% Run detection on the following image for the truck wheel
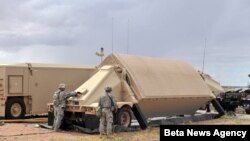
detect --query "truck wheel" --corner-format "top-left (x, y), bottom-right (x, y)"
top-left (5, 98), bottom-right (26, 119)
top-left (117, 107), bottom-right (132, 128)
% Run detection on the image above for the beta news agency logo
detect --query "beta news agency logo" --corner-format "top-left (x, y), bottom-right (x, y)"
top-left (160, 125), bottom-right (249, 140)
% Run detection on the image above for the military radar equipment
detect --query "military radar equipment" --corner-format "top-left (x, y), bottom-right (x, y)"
top-left (48, 54), bottom-right (225, 129)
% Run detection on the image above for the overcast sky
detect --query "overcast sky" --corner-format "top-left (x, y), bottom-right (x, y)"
top-left (0, 0), bottom-right (250, 86)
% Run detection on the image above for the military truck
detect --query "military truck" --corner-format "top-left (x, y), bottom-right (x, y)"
top-left (216, 74), bottom-right (250, 114)
top-left (0, 63), bottom-right (95, 119)
top-left (216, 88), bottom-right (250, 114)
top-left (48, 54), bottom-right (224, 129)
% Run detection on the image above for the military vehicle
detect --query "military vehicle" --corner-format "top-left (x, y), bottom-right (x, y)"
top-left (217, 88), bottom-right (250, 113)
top-left (48, 54), bottom-right (225, 129)
top-left (216, 75), bottom-right (250, 114)
top-left (0, 63), bottom-right (95, 119)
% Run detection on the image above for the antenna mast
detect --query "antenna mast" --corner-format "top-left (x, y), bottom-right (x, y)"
top-left (126, 19), bottom-right (130, 54)
top-left (202, 38), bottom-right (207, 74)
top-left (111, 17), bottom-right (114, 53)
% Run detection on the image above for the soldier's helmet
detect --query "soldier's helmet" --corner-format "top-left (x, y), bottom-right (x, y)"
top-left (58, 83), bottom-right (66, 90)
top-left (104, 86), bottom-right (112, 92)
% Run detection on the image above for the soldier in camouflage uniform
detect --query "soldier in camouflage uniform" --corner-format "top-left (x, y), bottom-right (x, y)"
top-left (98, 86), bottom-right (118, 138)
top-left (53, 83), bottom-right (80, 131)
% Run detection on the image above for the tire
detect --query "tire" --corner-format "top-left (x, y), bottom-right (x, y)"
top-left (116, 106), bottom-right (132, 128)
top-left (5, 98), bottom-right (26, 119)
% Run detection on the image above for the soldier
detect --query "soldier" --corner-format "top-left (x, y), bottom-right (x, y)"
top-left (53, 83), bottom-right (80, 131)
top-left (98, 86), bottom-right (118, 138)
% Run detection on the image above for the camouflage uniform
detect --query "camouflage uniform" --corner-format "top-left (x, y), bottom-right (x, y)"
top-left (98, 87), bottom-right (117, 136)
top-left (53, 84), bottom-right (78, 131)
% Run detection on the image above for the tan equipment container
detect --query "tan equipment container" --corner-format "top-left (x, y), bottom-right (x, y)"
top-left (199, 72), bottom-right (225, 96)
top-left (48, 54), bottom-right (220, 129)
top-left (0, 63), bottom-right (94, 119)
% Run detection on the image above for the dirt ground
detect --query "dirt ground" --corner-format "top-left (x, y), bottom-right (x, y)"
top-left (0, 123), bottom-right (159, 141)
top-left (1, 114), bottom-right (250, 141)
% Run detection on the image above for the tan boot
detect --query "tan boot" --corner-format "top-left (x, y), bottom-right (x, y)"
top-left (100, 132), bottom-right (105, 139)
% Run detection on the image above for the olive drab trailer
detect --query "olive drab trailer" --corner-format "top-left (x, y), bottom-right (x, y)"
top-left (0, 63), bottom-right (95, 119)
top-left (48, 54), bottom-right (225, 129)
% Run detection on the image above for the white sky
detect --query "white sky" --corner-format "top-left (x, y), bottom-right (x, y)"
top-left (0, 0), bottom-right (250, 86)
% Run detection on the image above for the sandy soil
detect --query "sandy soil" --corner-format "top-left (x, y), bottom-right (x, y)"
top-left (0, 114), bottom-right (250, 141)
top-left (0, 123), bottom-right (159, 141)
